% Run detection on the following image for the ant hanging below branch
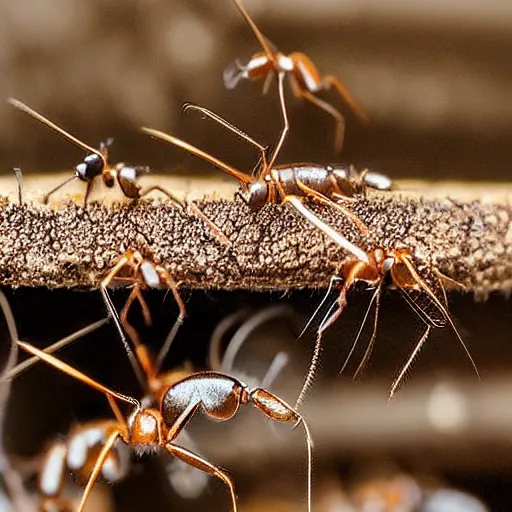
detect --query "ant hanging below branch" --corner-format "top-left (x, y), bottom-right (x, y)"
top-left (8, 301), bottom-right (313, 512)
top-left (8, 99), bottom-right (182, 206)
top-left (224, 0), bottom-right (369, 153)
top-left (295, 246), bottom-right (480, 407)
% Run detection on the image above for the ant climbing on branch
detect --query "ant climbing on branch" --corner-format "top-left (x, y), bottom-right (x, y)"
top-left (8, 98), bottom-right (182, 206)
top-left (143, 102), bottom-right (391, 264)
top-left (295, 246), bottom-right (480, 407)
top-left (224, 0), bottom-right (369, 153)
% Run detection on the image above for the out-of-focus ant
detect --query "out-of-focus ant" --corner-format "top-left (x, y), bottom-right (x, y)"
top-left (8, 99), bottom-right (182, 206)
top-left (223, 0), bottom-right (369, 153)
top-left (296, 246), bottom-right (480, 407)
top-left (100, 247), bottom-right (186, 391)
top-left (8, 296), bottom-right (313, 512)
top-left (143, 103), bottom-right (392, 264)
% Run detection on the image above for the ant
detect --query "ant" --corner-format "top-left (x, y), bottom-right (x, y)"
top-left (8, 296), bottom-right (313, 512)
top-left (295, 246), bottom-right (480, 407)
top-left (100, 247), bottom-right (187, 391)
top-left (223, 0), bottom-right (369, 154)
top-left (143, 103), bottom-right (392, 264)
top-left (8, 98), bottom-right (182, 206)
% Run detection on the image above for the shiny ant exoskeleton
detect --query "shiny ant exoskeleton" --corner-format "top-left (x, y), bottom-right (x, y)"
top-left (224, 0), bottom-right (369, 153)
top-left (143, 102), bottom-right (392, 264)
top-left (8, 99), bottom-right (182, 206)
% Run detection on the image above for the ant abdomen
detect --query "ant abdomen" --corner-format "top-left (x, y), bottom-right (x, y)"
top-left (162, 373), bottom-right (246, 426)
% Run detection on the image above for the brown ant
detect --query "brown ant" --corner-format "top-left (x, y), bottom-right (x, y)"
top-left (143, 103), bottom-right (392, 263)
top-left (296, 246), bottom-right (480, 407)
top-left (224, 0), bottom-right (369, 153)
top-left (100, 247), bottom-right (187, 391)
top-left (6, 288), bottom-right (312, 511)
top-left (8, 98), bottom-right (182, 206)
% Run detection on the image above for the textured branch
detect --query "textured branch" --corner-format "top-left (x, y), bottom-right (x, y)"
top-left (0, 175), bottom-right (510, 298)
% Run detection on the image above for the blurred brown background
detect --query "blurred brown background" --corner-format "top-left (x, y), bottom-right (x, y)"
top-left (1, 0), bottom-right (512, 181)
top-left (1, 1), bottom-right (512, 511)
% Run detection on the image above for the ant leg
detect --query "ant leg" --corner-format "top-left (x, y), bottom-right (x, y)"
top-left (77, 429), bottom-right (121, 512)
top-left (42, 174), bottom-right (78, 205)
top-left (154, 273), bottom-right (187, 373)
top-left (82, 180), bottom-right (94, 206)
top-left (118, 287), bottom-right (157, 382)
top-left (298, 276), bottom-right (342, 339)
top-left (389, 326), bottom-right (432, 401)
top-left (249, 390), bottom-right (313, 512)
top-left (266, 72), bottom-right (289, 172)
top-left (322, 75), bottom-right (370, 126)
top-left (187, 201), bottom-right (232, 247)
top-left (283, 194), bottom-right (369, 263)
top-left (299, 89), bottom-right (345, 154)
top-left (294, 177), bottom-right (369, 235)
top-left (353, 284), bottom-right (382, 379)
top-left (138, 186), bottom-right (184, 208)
top-left (166, 443), bottom-right (238, 512)
top-left (7, 318), bottom-right (107, 379)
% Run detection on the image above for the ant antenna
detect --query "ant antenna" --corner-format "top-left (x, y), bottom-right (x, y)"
top-left (8, 99), bottom-right (105, 162)
top-left (142, 127), bottom-right (252, 186)
top-left (100, 287), bottom-right (149, 393)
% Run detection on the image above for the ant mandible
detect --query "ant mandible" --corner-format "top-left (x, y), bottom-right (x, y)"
top-left (224, 0), bottom-right (369, 154)
top-left (8, 98), bottom-right (182, 206)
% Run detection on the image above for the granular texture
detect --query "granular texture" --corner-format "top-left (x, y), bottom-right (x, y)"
top-left (0, 193), bottom-right (509, 299)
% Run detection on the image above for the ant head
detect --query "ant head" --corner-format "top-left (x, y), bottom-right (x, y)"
top-left (128, 408), bottom-right (162, 452)
top-left (245, 180), bottom-right (268, 210)
top-left (103, 168), bottom-right (116, 188)
top-left (75, 153), bottom-right (105, 182)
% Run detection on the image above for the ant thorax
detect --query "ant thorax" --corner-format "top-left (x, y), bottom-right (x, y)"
top-left (75, 153), bottom-right (104, 181)
top-left (127, 409), bottom-right (162, 455)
